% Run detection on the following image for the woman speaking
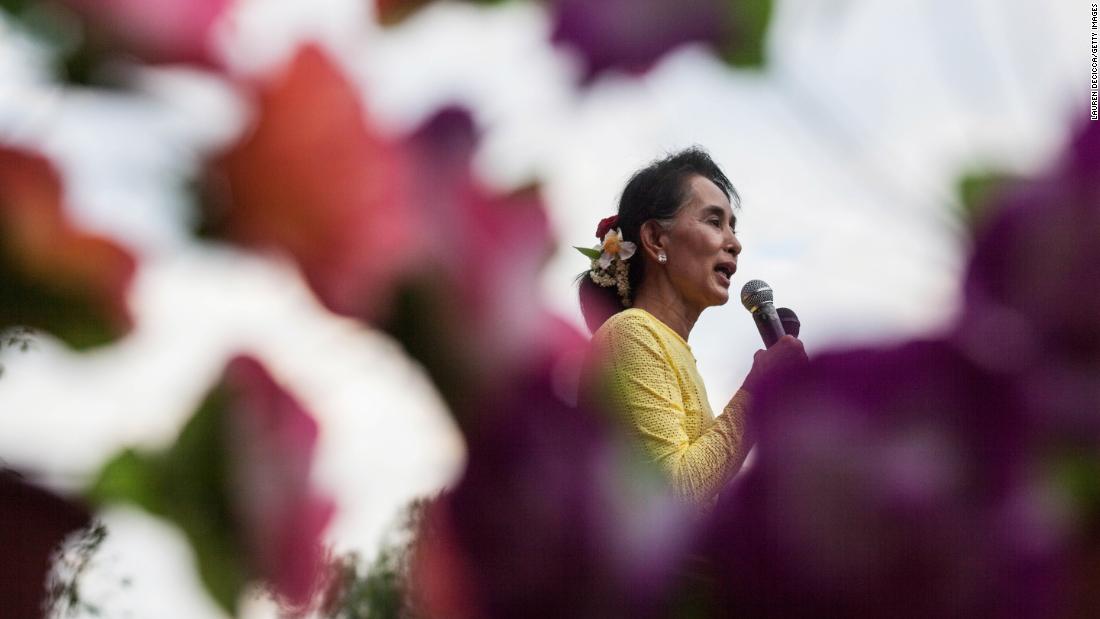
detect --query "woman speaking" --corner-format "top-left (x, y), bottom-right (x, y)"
top-left (579, 148), bottom-right (805, 506)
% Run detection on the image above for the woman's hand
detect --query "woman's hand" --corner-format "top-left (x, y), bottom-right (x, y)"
top-left (742, 335), bottom-right (808, 394)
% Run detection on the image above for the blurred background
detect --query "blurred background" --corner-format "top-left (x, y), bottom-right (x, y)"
top-left (0, 0), bottom-right (1082, 616)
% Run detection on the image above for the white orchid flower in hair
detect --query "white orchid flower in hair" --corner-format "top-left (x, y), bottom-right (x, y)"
top-left (597, 228), bottom-right (636, 269)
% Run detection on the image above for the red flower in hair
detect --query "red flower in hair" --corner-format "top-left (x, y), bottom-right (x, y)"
top-left (595, 215), bottom-right (619, 240)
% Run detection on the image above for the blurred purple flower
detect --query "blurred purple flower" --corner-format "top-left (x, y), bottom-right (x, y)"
top-left (412, 337), bottom-right (697, 619)
top-left (699, 118), bottom-right (1100, 618)
top-left (955, 117), bottom-right (1100, 614)
top-left (958, 119), bottom-right (1100, 435)
top-left (0, 471), bottom-right (91, 619)
top-left (705, 341), bottom-right (1065, 618)
top-left (549, 0), bottom-right (725, 80)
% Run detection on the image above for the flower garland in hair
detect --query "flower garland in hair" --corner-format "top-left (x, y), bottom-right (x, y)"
top-left (575, 215), bottom-right (636, 307)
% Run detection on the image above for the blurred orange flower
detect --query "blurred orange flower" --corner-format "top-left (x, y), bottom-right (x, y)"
top-left (202, 49), bottom-right (559, 416)
top-left (0, 147), bottom-right (136, 348)
top-left (204, 45), bottom-right (420, 323)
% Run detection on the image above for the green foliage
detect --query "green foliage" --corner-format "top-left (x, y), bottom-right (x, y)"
top-left (383, 281), bottom-right (480, 425)
top-left (1052, 450), bottom-right (1100, 520)
top-left (323, 550), bottom-right (405, 619)
top-left (0, 260), bottom-right (118, 350)
top-left (284, 499), bottom-right (428, 619)
top-left (0, 0), bottom-right (103, 86)
top-left (574, 246), bottom-right (602, 261)
top-left (721, 0), bottom-right (773, 68)
top-left (956, 171), bottom-right (1014, 231)
top-left (89, 387), bottom-right (250, 614)
top-left (0, 0), bottom-right (32, 16)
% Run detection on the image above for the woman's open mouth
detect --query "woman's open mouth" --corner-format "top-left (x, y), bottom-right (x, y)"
top-left (714, 261), bottom-right (736, 287)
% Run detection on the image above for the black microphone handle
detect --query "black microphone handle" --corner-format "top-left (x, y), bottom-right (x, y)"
top-left (752, 302), bottom-right (786, 348)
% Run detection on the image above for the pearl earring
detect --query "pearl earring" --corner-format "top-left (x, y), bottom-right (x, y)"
top-left (657, 253), bottom-right (667, 264)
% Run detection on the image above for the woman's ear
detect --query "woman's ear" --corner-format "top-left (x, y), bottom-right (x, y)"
top-left (639, 220), bottom-right (669, 262)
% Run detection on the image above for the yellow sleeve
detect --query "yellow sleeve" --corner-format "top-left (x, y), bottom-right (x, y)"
top-left (596, 316), bottom-right (752, 503)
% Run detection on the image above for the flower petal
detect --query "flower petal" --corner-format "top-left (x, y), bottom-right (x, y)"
top-left (378, 108), bottom-right (556, 421)
top-left (0, 147), bottom-right (137, 349)
top-left (63, 0), bottom-right (230, 66)
top-left (597, 252), bottom-right (613, 269)
top-left (618, 241), bottom-right (636, 260)
top-left (225, 356), bottom-right (336, 607)
top-left (595, 215), bottom-right (619, 240)
top-left (549, 0), bottom-right (725, 82)
top-left (90, 356), bottom-right (335, 612)
top-left (202, 45), bottom-right (418, 323)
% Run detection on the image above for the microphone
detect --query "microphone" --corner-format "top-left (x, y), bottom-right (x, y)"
top-left (776, 307), bottom-right (800, 338)
top-left (740, 279), bottom-right (785, 348)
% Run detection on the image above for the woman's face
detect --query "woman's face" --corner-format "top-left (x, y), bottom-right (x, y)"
top-left (661, 175), bottom-right (741, 311)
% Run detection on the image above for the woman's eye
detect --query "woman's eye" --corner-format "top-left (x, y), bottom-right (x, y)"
top-left (708, 218), bottom-right (721, 227)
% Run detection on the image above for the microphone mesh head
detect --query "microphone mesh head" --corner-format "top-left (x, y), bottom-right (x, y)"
top-left (740, 279), bottom-right (773, 311)
top-left (776, 307), bottom-right (800, 338)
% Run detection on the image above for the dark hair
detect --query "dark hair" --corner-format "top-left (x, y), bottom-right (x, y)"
top-left (578, 147), bottom-right (738, 333)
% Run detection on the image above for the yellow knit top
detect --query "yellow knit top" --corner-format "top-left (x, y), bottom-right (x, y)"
top-left (589, 308), bottom-right (752, 504)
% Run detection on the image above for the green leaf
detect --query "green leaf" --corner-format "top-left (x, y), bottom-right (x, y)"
top-left (0, 258), bottom-right (120, 350)
top-left (88, 450), bottom-right (161, 512)
top-left (955, 171), bottom-right (1014, 231)
top-left (0, 0), bottom-right (31, 16)
top-left (573, 246), bottom-right (602, 261)
top-left (1051, 450), bottom-right (1100, 516)
top-left (88, 385), bottom-right (249, 614)
top-left (720, 0), bottom-right (773, 68)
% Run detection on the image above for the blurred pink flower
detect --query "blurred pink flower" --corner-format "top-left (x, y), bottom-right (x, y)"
top-left (0, 146), bottom-right (136, 348)
top-left (63, 0), bottom-right (230, 65)
top-left (91, 355), bottom-right (334, 611)
top-left (204, 44), bottom-right (420, 323)
top-left (386, 108), bottom-right (557, 413)
top-left (223, 356), bottom-right (336, 607)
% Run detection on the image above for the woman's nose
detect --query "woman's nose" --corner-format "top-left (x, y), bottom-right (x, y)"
top-left (727, 231), bottom-right (742, 256)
